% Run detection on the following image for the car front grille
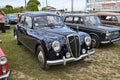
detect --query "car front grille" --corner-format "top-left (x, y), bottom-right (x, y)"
top-left (67, 34), bottom-right (80, 58)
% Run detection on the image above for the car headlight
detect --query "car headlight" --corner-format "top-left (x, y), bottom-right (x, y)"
top-left (106, 31), bottom-right (111, 36)
top-left (0, 57), bottom-right (7, 65)
top-left (52, 41), bottom-right (61, 52)
top-left (85, 36), bottom-right (91, 46)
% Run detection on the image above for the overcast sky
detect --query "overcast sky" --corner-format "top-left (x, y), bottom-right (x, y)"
top-left (0, 0), bottom-right (86, 11)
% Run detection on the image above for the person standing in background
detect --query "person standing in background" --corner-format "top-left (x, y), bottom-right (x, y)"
top-left (0, 10), bottom-right (6, 33)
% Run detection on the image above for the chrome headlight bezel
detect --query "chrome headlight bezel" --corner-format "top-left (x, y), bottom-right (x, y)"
top-left (85, 36), bottom-right (91, 46)
top-left (0, 57), bottom-right (7, 65)
top-left (52, 41), bottom-right (61, 53)
top-left (106, 31), bottom-right (112, 36)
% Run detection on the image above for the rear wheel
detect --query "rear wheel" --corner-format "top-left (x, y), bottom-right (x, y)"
top-left (91, 35), bottom-right (100, 48)
top-left (14, 32), bottom-right (21, 45)
top-left (37, 45), bottom-right (49, 70)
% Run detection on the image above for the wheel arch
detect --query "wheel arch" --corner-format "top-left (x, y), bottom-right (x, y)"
top-left (35, 40), bottom-right (48, 56)
top-left (89, 33), bottom-right (100, 41)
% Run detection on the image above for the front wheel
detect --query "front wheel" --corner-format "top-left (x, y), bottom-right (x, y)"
top-left (37, 45), bottom-right (49, 70)
top-left (91, 35), bottom-right (100, 48)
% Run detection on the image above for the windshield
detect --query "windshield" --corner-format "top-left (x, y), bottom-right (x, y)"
top-left (34, 15), bottom-right (64, 27)
top-left (84, 16), bottom-right (101, 26)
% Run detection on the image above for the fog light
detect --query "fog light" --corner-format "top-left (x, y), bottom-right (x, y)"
top-left (88, 47), bottom-right (90, 49)
top-left (66, 52), bottom-right (71, 58)
top-left (56, 53), bottom-right (59, 56)
top-left (82, 49), bottom-right (86, 54)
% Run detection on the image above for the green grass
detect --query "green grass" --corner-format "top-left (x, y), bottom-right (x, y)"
top-left (0, 25), bottom-right (120, 80)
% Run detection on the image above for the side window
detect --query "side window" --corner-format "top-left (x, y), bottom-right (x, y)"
top-left (105, 16), bottom-right (112, 21)
top-left (74, 17), bottom-right (84, 24)
top-left (24, 16), bottom-right (32, 28)
top-left (65, 16), bottom-right (73, 23)
top-left (99, 16), bottom-right (106, 20)
top-left (111, 16), bottom-right (117, 21)
top-left (74, 17), bottom-right (79, 23)
top-left (19, 15), bottom-right (25, 24)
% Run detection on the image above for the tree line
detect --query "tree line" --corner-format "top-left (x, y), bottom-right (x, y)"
top-left (0, 0), bottom-right (41, 14)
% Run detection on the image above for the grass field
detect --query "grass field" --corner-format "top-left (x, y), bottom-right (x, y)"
top-left (0, 25), bottom-right (120, 80)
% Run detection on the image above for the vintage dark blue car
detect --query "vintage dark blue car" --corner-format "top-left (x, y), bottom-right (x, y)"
top-left (63, 13), bottom-right (120, 47)
top-left (14, 12), bottom-right (95, 69)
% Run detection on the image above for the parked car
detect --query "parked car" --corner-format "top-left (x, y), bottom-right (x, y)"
top-left (94, 12), bottom-right (120, 26)
top-left (6, 13), bottom-right (19, 24)
top-left (0, 47), bottom-right (10, 79)
top-left (0, 15), bottom-right (10, 31)
top-left (44, 10), bottom-right (62, 15)
top-left (14, 12), bottom-right (95, 69)
top-left (63, 13), bottom-right (120, 47)
top-left (5, 15), bottom-right (10, 29)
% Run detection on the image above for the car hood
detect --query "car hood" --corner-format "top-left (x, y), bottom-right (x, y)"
top-left (40, 26), bottom-right (76, 37)
top-left (35, 25), bottom-right (89, 44)
top-left (93, 25), bottom-right (120, 32)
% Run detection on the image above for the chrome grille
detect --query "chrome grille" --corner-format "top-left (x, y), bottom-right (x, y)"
top-left (67, 34), bottom-right (80, 58)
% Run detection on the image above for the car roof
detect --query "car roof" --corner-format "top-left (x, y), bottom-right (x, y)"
top-left (64, 13), bottom-right (94, 17)
top-left (94, 12), bottom-right (120, 16)
top-left (23, 11), bottom-right (59, 17)
top-left (7, 13), bottom-right (18, 15)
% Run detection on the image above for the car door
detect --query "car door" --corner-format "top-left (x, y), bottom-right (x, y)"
top-left (64, 16), bottom-right (74, 28)
top-left (72, 16), bottom-right (87, 32)
top-left (23, 16), bottom-right (39, 52)
top-left (65, 16), bottom-right (88, 32)
top-left (17, 15), bottom-right (26, 43)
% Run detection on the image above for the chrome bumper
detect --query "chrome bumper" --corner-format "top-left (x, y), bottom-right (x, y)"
top-left (47, 49), bottom-right (95, 65)
top-left (101, 38), bottom-right (120, 44)
top-left (0, 71), bottom-right (10, 79)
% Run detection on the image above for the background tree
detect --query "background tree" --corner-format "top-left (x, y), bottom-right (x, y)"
top-left (26, 0), bottom-right (40, 11)
top-left (26, 2), bottom-right (38, 11)
top-left (5, 5), bottom-right (13, 9)
top-left (27, 0), bottom-right (40, 6)
top-left (42, 7), bottom-right (47, 11)
top-left (3, 5), bottom-right (14, 13)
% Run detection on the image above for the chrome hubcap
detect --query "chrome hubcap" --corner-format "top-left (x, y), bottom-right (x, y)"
top-left (38, 51), bottom-right (44, 64)
top-left (14, 34), bottom-right (17, 40)
top-left (92, 39), bottom-right (96, 47)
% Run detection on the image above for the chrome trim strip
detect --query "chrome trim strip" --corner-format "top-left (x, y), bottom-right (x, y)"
top-left (101, 38), bottom-right (120, 44)
top-left (74, 35), bottom-right (77, 58)
top-left (0, 71), bottom-right (10, 79)
top-left (47, 49), bottom-right (95, 65)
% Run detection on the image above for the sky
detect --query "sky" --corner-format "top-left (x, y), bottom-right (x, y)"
top-left (0, 0), bottom-right (86, 11)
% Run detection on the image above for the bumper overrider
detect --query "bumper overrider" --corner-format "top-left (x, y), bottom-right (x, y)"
top-left (101, 37), bottom-right (120, 44)
top-left (0, 71), bottom-right (10, 79)
top-left (47, 49), bottom-right (95, 65)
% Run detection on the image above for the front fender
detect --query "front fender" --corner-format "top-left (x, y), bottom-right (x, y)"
top-left (40, 36), bottom-right (68, 60)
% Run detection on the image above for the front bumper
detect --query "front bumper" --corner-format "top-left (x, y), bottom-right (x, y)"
top-left (101, 38), bottom-right (120, 44)
top-left (0, 71), bottom-right (10, 79)
top-left (47, 49), bottom-right (95, 65)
